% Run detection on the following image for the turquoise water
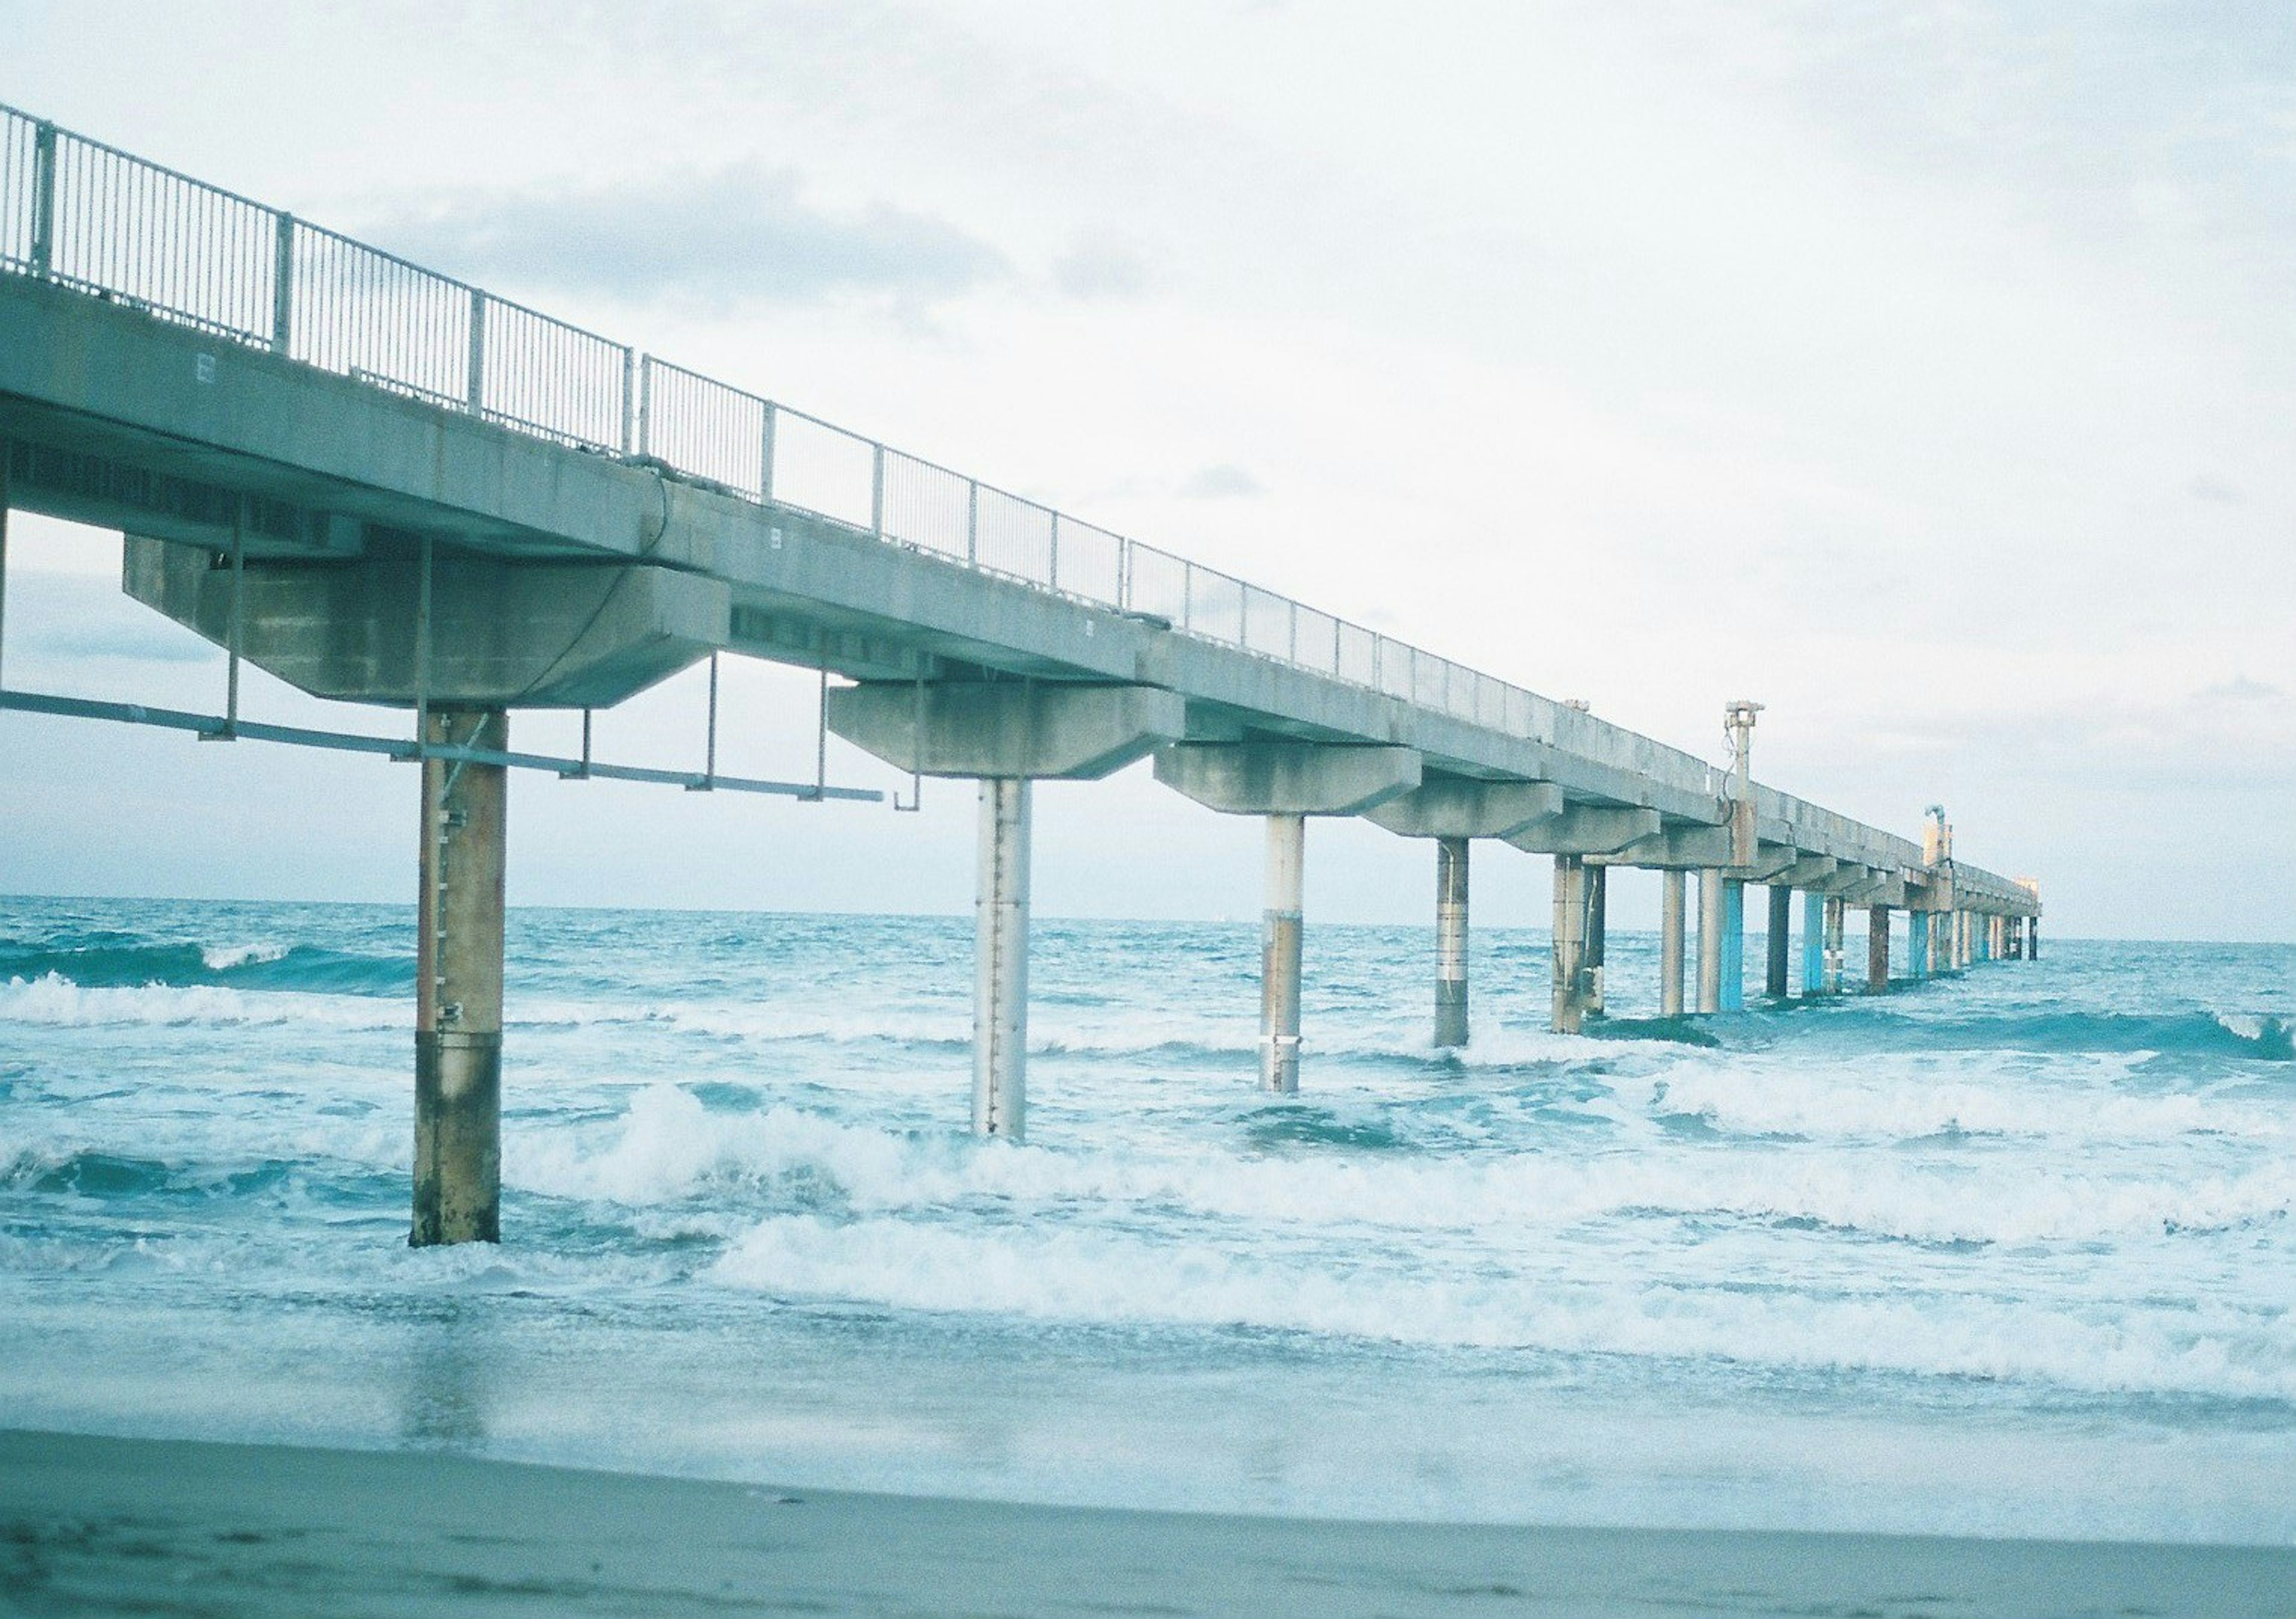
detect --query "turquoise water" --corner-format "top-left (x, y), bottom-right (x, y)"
top-left (2, 896), bottom-right (2292, 1542)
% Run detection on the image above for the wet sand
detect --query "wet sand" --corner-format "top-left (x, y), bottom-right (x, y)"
top-left (3, 1428), bottom-right (2291, 1618)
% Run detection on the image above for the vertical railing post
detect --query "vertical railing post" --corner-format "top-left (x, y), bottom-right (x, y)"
top-left (619, 347), bottom-right (636, 454)
top-left (966, 480), bottom-right (979, 565)
top-left (270, 213), bottom-right (295, 356)
top-left (871, 442), bottom-right (886, 537)
top-left (29, 122), bottom-right (57, 280)
top-left (761, 401), bottom-right (777, 501)
top-left (464, 289), bottom-right (486, 414)
top-left (637, 356), bottom-right (654, 457)
top-left (1048, 511), bottom-right (1060, 590)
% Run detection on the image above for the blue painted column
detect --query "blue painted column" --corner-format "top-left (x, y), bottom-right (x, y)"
top-left (1800, 890), bottom-right (1824, 995)
top-left (1908, 911), bottom-right (1930, 981)
top-left (1719, 878), bottom-right (1745, 1010)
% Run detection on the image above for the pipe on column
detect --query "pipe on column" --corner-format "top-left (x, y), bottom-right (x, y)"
top-left (1719, 878), bottom-right (1745, 1011)
top-left (1867, 903), bottom-right (1891, 991)
top-left (1433, 835), bottom-right (1469, 1048)
top-left (1550, 854), bottom-right (1587, 1034)
top-left (413, 707), bottom-right (508, 1247)
top-left (1585, 866), bottom-right (1607, 1019)
top-left (1766, 885), bottom-right (1792, 998)
top-left (1696, 868), bottom-right (1724, 1014)
top-left (974, 778), bottom-right (1031, 1138)
top-left (1659, 869), bottom-right (1686, 1018)
top-left (1822, 896), bottom-right (1846, 993)
top-left (1800, 890), bottom-right (1824, 997)
top-left (1262, 813), bottom-right (1305, 1092)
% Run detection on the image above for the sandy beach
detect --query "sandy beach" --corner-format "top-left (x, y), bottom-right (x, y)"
top-left (3, 1428), bottom-right (2291, 1618)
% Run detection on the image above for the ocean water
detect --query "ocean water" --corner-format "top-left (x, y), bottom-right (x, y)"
top-left (2, 894), bottom-right (2292, 1545)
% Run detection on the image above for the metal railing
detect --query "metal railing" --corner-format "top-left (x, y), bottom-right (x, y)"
top-left (0, 100), bottom-right (1722, 781)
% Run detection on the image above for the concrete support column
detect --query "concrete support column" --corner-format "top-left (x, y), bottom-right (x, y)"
top-left (1551, 854), bottom-right (1588, 1034)
top-left (1800, 891), bottom-right (1824, 996)
top-left (1433, 836), bottom-right (1469, 1048)
top-left (1719, 879), bottom-right (1746, 1011)
top-left (1867, 904), bottom-right (1892, 992)
top-left (413, 708), bottom-right (508, 1248)
top-left (1822, 896), bottom-right (1846, 993)
top-left (1659, 869), bottom-right (1687, 1018)
top-left (973, 779), bottom-right (1031, 1138)
top-left (2028, 918), bottom-right (2041, 961)
top-left (1908, 911), bottom-right (1931, 981)
top-left (1584, 866), bottom-right (1607, 1019)
top-left (1262, 814), bottom-right (1306, 1093)
top-left (0, 454), bottom-right (10, 686)
top-left (1766, 885), bottom-right (1792, 998)
top-left (1696, 868), bottom-right (1725, 1014)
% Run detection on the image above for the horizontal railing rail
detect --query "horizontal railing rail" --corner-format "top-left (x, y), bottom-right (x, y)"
top-left (0, 99), bottom-right (2017, 887)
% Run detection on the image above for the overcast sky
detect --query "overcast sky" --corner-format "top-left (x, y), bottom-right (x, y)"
top-left (3, 2), bottom-right (2291, 939)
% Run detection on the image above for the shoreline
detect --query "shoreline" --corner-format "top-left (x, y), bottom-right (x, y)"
top-left (4, 1428), bottom-right (2292, 1618)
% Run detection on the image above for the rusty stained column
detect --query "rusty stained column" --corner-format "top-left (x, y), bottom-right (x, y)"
top-left (1433, 835), bottom-right (1469, 1047)
top-left (1867, 903), bottom-right (1892, 992)
top-left (1766, 884), bottom-right (1792, 998)
top-left (413, 707), bottom-right (508, 1247)
top-left (1261, 813), bottom-right (1306, 1092)
top-left (1659, 869), bottom-right (1687, 1018)
top-left (1584, 865), bottom-right (1607, 1019)
top-left (1550, 854), bottom-right (1588, 1034)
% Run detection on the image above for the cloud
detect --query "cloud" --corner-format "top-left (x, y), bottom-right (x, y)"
top-left (362, 163), bottom-right (1011, 310)
top-left (1052, 231), bottom-right (1153, 300)
top-left (1175, 463), bottom-right (1264, 499)
top-left (2188, 474), bottom-right (2245, 505)
top-left (2196, 673), bottom-right (2282, 704)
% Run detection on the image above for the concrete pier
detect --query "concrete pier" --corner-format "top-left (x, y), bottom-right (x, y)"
top-left (974, 779), bottom-right (1031, 1138)
top-left (1719, 879), bottom-right (1746, 1012)
top-left (1160, 741), bottom-right (1418, 1091)
top-left (1908, 910), bottom-right (1931, 980)
top-left (1552, 854), bottom-right (1589, 1034)
top-left (833, 680), bottom-right (1183, 1129)
top-left (1660, 869), bottom-right (1687, 1017)
top-left (1800, 891), bottom-right (1823, 996)
top-left (1867, 903), bottom-right (1891, 992)
top-left (1766, 885), bottom-right (1792, 998)
top-left (413, 708), bottom-right (508, 1247)
top-left (1433, 836), bottom-right (1469, 1047)
top-left (1822, 896), bottom-right (1846, 993)
top-left (1696, 869), bottom-right (1725, 1014)
top-left (1263, 813), bottom-right (1306, 1092)
top-left (1366, 778), bottom-right (1558, 1049)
